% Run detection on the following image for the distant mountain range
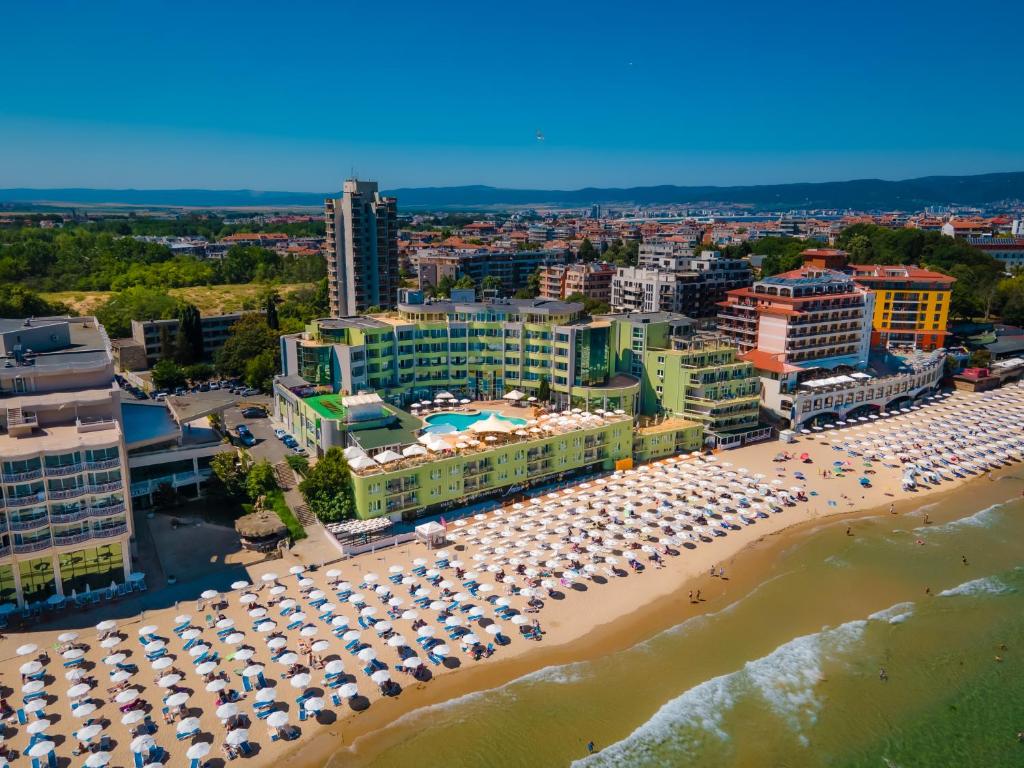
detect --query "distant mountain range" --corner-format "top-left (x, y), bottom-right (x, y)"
top-left (2, 172), bottom-right (1023, 211)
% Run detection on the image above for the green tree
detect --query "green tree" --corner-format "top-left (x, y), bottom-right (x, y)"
top-left (454, 274), bottom-right (475, 290)
top-left (433, 275), bottom-right (455, 298)
top-left (182, 362), bottom-right (215, 382)
top-left (264, 292), bottom-right (279, 330)
top-left (151, 359), bottom-right (186, 390)
top-left (94, 286), bottom-right (182, 338)
top-left (298, 447), bottom-right (357, 522)
top-left (578, 237), bottom-right (597, 263)
top-left (244, 348), bottom-right (279, 392)
top-left (566, 292), bottom-right (610, 315)
top-left (481, 275), bottom-right (503, 292)
top-left (216, 314), bottom-right (279, 378)
top-left (174, 304), bottom-right (203, 365)
top-left (537, 376), bottom-right (550, 402)
top-left (245, 459), bottom-right (279, 501)
top-left (845, 233), bottom-right (875, 263)
top-left (210, 450), bottom-right (252, 498)
top-left (0, 285), bottom-right (70, 317)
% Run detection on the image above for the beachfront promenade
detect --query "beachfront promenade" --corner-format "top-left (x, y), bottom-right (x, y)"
top-left (1, 387), bottom-right (1022, 768)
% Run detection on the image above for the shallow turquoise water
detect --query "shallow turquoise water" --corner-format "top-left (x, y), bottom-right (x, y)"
top-left (332, 471), bottom-right (1024, 768)
top-left (423, 410), bottom-right (527, 434)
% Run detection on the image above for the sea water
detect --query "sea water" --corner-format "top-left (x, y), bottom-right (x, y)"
top-left (332, 473), bottom-right (1024, 768)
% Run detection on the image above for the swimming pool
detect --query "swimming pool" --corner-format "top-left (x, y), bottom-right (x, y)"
top-left (422, 409), bottom-right (528, 434)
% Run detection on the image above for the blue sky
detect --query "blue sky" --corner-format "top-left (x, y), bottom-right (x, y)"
top-left (2, 0), bottom-right (1021, 190)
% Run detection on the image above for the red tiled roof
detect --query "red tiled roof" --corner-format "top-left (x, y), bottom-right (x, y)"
top-left (740, 350), bottom-right (801, 374)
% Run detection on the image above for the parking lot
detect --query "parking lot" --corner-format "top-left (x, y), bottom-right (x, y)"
top-left (219, 394), bottom-right (297, 465)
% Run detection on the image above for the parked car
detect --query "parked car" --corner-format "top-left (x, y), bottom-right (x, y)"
top-left (174, 387), bottom-right (186, 396)
top-left (282, 436), bottom-right (298, 449)
top-left (153, 391), bottom-right (168, 401)
top-left (239, 387), bottom-right (260, 397)
top-left (236, 425), bottom-right (256, 447)
top-left (209, 381), bottom-right (221, 390)
top-left (291, 444), bottom-right (307, 455)
top-left (242, 406), bottom-right (266, 418)
top-left (274, 428), bottom-right (287, 440)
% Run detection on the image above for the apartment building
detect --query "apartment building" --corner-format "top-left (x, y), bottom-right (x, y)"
top-left (964, 237), bottom-right (1024, 272)
top-left (414, 248), bottom-right (566, 296)
top-left (538, 262), bottom-right (615, 302)
top-left (612, 251), bottom-right (752, 318)
top-left (847, 264), bottom-right (954, 350)
top-left (130, 312), bottom-right (252, 367)
top-left (717, 267), bottom-right (874, 372)
top-left (0, 317), bottom-right (133, 607)
top-left (325, 180), bottom-right (400, 316)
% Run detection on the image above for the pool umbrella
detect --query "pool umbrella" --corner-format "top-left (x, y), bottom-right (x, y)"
top-left (130, 735), bottom-right (155, 753)
top-left (19, 660), bottom-right (42, 675)
top-left (115, 688), bottom-right (139, 704)
top-left (216, 702), bottom-right (238, 719)
top-left (27, 718), bottom-right (51, 735)
top-left (255, 687), bottom-right (276, 703)
top-left (58, 631), bottom-right (79, 643)
top-left (16, 643), bottom-right (38, 656)
top-left (151, 656), bottom-right (172, 670)
top-left (324, 660), bottom-right (345, 675)
top-left (206, 679), bottom-right (227, 693)
top-left (304, 697), bottom-right (325, 712)
top-left (289, 672), bottom-right (311, 688)
top-left (339, 683), bottom-right (359, 698)
top-left (165, 691), bottom-right (189, 708)
top-left (85, 752), bottom-right (111, 767)
top-left (186, 742), bottom-right (210, 759)
top-left (226, 728), bottom-right (250, 745)
top-left (27, 741), bottom-right (55, 758)
top-left (158, 674), bottom-right (182, 688)
top-left (121, 710), bottom-right (145, 726)
top-left (73, 702), bottom-right (97, 717)
top-left (267, 711), bottom-right (289, 728)
top-left (77, 723), bottom-right (103, 740)
top-left (67, 682), bottom-right (92, 698)
top-left (176, 716), bottom-right (200, 735)
top-left (370, 670), bottom-right (390, 684)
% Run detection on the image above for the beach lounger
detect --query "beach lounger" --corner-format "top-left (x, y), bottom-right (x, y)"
top-left (17, 708), bottom-right (27, 724)
top-left (299, 708), bottom-right (308, 721)
top-left (188, 759), bottom-right (201, 768)
top-left (286, 620), bottom-right (302, 631)
top-left (144, 714), bottom-right (157, 733)
top-left (242, 676), bottom-right (253, 692)
top-left (388, 574), bottom-right (402, 584)
top-left (177, 727), bottom-right (200, 740)
top-left (240, 741), bottom-right (254, 757)
top-left (146, 648), bottom-right (167, 661)
top-left (134, 752), bottom-right (144, 768)
top-left (63, 658), bottom-right (83, 668)
top-left (31, 757), bottom-right (41, 768)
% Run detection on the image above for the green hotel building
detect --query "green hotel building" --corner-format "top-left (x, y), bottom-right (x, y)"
top-left (273, 294), bottom-right (763, 519)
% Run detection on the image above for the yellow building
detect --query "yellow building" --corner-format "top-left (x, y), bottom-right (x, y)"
top-left (848, 265), bottom-right (955, 351)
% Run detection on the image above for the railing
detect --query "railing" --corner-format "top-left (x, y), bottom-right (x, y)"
top-left (49, 487), bottom-right (87, 500)
top-left (45, 463), bottom-right (84, 477)
top-left (85, 458), bottom-right (121, 471)
top-left (92, 523), bottom-right (128, 539)
top-left (49, 507), bottom-right (92, 524)
top-left (9, 515), bottom-right (49, 532)
top-left (53, 531), bottom-right (91, 547)
top-left (14, 538), bottom-right (53, 554)
top-left (89, 481), bottom-right (123, 494)
top-left (90, 503), bottom-right (126, 517)
top-left (6, 495), bottom-right (44, 508)
top-left (2, 469), bottom-right (43, 483)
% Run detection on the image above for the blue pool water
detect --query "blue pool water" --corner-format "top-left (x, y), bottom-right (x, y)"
top-left (423, 409), bottom-right (527, 434)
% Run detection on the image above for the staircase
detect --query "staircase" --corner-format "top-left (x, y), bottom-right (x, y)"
top-left (293, 502), bottom-right (317, 527)
top-left (273, 461), bottom-right (294, 490)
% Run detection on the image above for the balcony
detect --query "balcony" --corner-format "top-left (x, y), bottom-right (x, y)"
top-left (9, 515), bottom-right (49, 532)
top-left (49, 486), bottom-right (87, 500)
top-left (53, 530), bottom-right (92, 547)
top-left (49, 507), bottom-right (92, 524)
top-left (89, 481), bottom-right (123, 494)
top-left (14, 538), bottom-right (52, 555)
top-left (92, 523), bottom-right (128, 539)
top-left (86, 458), bottom-right (121, 471)
top-left (6, 495), bottom-right (44, 508)
top-left (90, 502), bottom-right (126, 517)
top-left (2, 468), bottom-right (43, 483)
top-left (45, 463), bottom-right (84, 477)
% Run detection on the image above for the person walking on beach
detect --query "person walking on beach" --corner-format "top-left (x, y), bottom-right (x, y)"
top-left (587, 741), bottom-right (595, 754)
top-left (695, 589), bottom-right (702, 601)
top-left (890, 503), bottom-right (895, 515)
top-left (688, 590), bottom-right (694, 604)
top-left (962, 555), bottom-right (969, 566)
top-left (879, 667), bottom-right (888, 682)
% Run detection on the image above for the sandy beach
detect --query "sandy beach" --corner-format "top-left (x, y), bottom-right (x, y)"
top-left (2, 387), bottom-right (1022, 768)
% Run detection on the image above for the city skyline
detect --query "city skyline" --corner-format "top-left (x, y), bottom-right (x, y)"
top-left (3, 0), bottom-right (1022, 190)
